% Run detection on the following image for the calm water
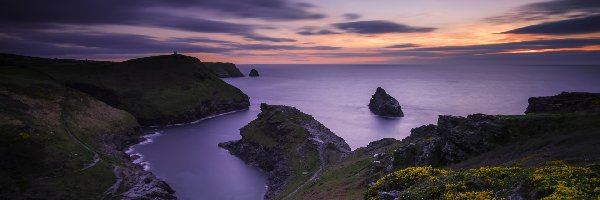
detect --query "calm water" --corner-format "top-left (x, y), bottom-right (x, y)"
top-left (129, 64), bottom-right (600, 199)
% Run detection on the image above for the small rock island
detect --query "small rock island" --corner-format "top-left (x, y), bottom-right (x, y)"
top-left (249, 68), bottom-right (260, 77)
top-left (368, 87), bottom-right (404, 117)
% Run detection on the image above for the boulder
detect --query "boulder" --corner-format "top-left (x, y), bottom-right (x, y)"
top-left (368, 87), bottom-right (404, 117)
top-left (249, 68), bottom-right (260, 77)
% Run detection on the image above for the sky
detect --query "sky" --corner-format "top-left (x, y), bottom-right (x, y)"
top-left (0, 0), bottom-right (599, 64)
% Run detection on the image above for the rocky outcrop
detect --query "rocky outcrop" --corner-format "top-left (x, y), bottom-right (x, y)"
top-left (219, 103), bottom-right (350, 199)
top-left (249, 68), bottom-right (260, 77)
top-left (526, 92), bottom-right (600, 114)
top-left (369, 87), bottom-right (404, 117)
top-left (203, 62), bottom-right (244, 78)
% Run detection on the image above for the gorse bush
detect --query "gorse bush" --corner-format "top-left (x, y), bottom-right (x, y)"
top-left (365, 162), bottom-right (600, 200)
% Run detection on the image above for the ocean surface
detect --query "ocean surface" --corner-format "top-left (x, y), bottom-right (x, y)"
top-left (128, 64), bottom-right (600, 199)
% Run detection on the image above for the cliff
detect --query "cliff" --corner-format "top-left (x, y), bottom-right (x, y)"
top-left (219, 103), bottom-right (350, 199)
top-left (203, 62), bottom-right (244, 78)
top-left (0, 53), bottom-right (253, 199)
top-left (283, 92), bottom-right (600, 199)
top-left (0, 53), bottom-right (250, 126)
top-left (0, 65), bottom-right (174, 199)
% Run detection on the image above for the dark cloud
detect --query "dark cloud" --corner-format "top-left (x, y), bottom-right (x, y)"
top-left (342, 13), bottom-right (361, 20)
top-left (385, 43), bottom-right (419, 48)
top-left (487, 0), bottom-right (600, 23)
top-left (167, 37), bottom-right (235, 44)
top-left (333, 20), bottom-right (435, 34)
top-left (232, 44), bottom-right (340, 51)
top-left (240, 33), bottom-right (297, 42)
top-left (0, 0), bottom-right (323, 44)
top-left (0, 0), bottom-right (324, 24)
top-left (0, 31), bottom-right (232, 58)
top-left (503, 15), bottom-right (600, 35)
top-left (296, 26), bottom-right (340, 35)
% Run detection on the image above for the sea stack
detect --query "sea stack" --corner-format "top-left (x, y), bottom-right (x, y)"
top-left (369, 87), bottom-right (404, 117)
top-left (249, 68), bottom-right (259, 77)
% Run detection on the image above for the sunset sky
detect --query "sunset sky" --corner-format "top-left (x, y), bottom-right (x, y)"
top-left (1, 0), bottom-right (599, 64)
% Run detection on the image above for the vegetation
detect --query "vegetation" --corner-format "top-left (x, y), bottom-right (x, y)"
top-left (365, 161), bottom-right (600, 200)
top-left (0, 53), bottom-right (249, 125)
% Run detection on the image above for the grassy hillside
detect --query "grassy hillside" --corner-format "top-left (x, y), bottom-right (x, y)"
top-left (287, 94), bottom-right (600, 199)
top-left (0, 66), bottom-right (174, 199)
top-left (0, 53), bottom-right (250, 125)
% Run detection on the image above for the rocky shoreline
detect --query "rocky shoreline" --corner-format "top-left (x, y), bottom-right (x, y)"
top-left (219, 103), bottom-right (350, 199)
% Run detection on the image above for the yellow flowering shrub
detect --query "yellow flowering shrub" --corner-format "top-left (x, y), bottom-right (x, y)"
top-left (443, 190), bottom-right (496, 200)
top-left (365, 162), bottom-right (599, 200)
top-left (530, 162), bottom-right (600, 199)
top-left (365, 166), bottom-right (448, 199)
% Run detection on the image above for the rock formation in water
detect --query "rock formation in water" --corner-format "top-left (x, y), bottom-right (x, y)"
top-left (368, 87), bottom-right (404, 117)
top-left (219, 103), bottom-right (350, 199)
top-left (249, 68), bottom-right (260, 77)
top-left (203, 62), bottom-right (244, 78)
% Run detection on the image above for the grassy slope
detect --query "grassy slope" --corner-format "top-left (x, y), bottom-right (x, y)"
top-left (0, 66), bottom-right (139, 199)
top-left (240, 106), bottom-right (322, 200)
top-left (0, 53), bottom-right (250, 125)
top-left (290, 112), bottom-right (600, 199)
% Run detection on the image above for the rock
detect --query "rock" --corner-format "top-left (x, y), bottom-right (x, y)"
top-left (249, 68), bottom-right (260, 77)
top-left (525, 92), bottom-right (600, 114)
top-left (369, 87), bottom-right (404, 117)
top-left (204, 62), bottom-right (244, 78)
top-left (219, 103), bottom-right (350, 199)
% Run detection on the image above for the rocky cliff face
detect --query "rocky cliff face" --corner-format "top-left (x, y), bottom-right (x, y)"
top-left (203, 62), bottom-right (244, 78)
top-left (369, 87), bottom-right (404, 117)
top-left (526, 92), bottom-right (600, 114)
top-left (219, 103), bottom-right (350, 199)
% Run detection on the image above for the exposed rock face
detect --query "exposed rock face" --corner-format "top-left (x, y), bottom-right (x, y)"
top-left (204, 62), bottom-right (244, 78)
top-left (390, 114), bottom-right (509, 168)
top-left (526, 92), bottom-right (600, 114)
top-left (369, 87), bottom-right (404, 117)
top-left (249, 68), bottom-right (260, 77)
top-left (219, 103), bottom-right (350, 199)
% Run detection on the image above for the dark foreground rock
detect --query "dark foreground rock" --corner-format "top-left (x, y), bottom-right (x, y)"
top-left (369, 87), bottom-right (404, 117)
top-left (526, 92), bottom-right (600, 114)
top-left (249, 68), bottom-right (260, 77)
top-left (219, 103), bottom-right (350, 199)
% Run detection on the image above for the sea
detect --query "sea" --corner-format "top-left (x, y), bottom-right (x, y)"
top-left (127, 64), bottom-right (600, 199)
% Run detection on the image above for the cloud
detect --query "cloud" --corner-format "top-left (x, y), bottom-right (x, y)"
top-left (0, 0), bottom-right (325, 24)
top-left (333, 20), bottom-right (435, 34)
top-left (240, 33), bottom-right (297, 42)
top-left (0, 0), bottom-right (323, 43)
top-left (296, 26), bottom-right (339, 35)
top-left (342, 13), bottom-right (361, 20)
top-left (232, 44), bottom-right (340, 51)
top-left (385, 43), bottom-right (420, 48)
top-left (487, 0), bottom-right (600, 23)
top-left (0, 31), bottom-right (233, 58)
top-left (407, 38), bottom-right (600, 54)
top-left (503, 15), bottom-right (600, 35)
